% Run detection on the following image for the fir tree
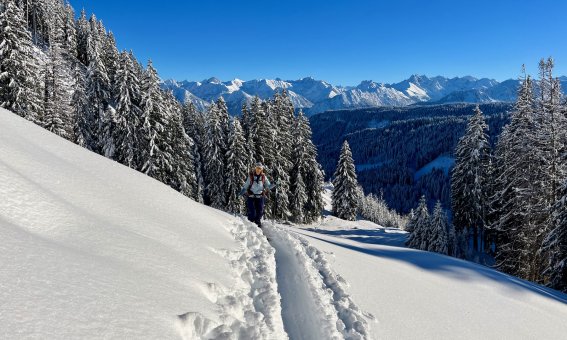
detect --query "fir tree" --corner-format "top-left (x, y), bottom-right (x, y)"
top-left (451, 105), bottom-right (491, 254)
top-left (203, 102), bottom-right (227, 209)
top-left (332, 140), bottom-right (359, 221)
top-left (71, 63), bottom-right (92, 148)
top-left (542, 180), bottom-right (567, 292)
top-left (297, 110), bottom-right (325, 223)
top-left (0, 0), bottom-right (42, 122)
top-left (139, 60), bottom-right (173, 183)
top-left (165, 92), bottom-right (198, 198)
top-left (85, 14), bottom-right (111, 152)
top-left (406, 196), bottom-right (430, 250)
top-left (76, 9), bottom-right (89, 65)
top-left (42, 40), bottom-right (71, 139)
top-left (491, 72), bottom-right (539, 278)
top-left (428, 201), bottom-right (449, 255)
top-left (181, 101), bottom-right (206, 203)
top-left (113, 51), bottom-right (141, 168)
top-left (225, 118), bottom-right (248, 214)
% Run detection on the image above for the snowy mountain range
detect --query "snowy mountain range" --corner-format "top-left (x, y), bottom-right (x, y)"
top-left (162, 75), bottom-right (567, 115)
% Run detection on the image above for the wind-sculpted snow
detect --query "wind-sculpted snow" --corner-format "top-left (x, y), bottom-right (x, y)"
top-left (265, 224), bottom-right (374, 340)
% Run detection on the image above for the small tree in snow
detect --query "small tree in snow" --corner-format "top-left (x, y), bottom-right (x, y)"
top-left (332, 140), bottom-right (359, 221)
top-left (428, 201), bottom-right (449, 255)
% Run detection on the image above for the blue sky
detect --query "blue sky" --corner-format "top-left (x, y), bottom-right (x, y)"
top-left (69, 0), bottom-right (567, 86)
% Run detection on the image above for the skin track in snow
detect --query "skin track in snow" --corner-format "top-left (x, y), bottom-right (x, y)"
top-left (265, 223), bottom-right (373, 340)
top-left (176, 218), bottom-right (287, 339)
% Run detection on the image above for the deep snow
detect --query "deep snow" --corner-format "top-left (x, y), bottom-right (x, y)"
top-left (1, 107), bottom-right (567, 340)
top-left (0, 108), bottom-right (286, 339)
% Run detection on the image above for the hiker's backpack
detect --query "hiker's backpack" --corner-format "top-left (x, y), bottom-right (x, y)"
top-left (248, 172), bottom-right (266, 195)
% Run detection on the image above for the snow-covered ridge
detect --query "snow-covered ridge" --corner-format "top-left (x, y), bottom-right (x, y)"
top-left (161, 74), bottom-right (567, 115)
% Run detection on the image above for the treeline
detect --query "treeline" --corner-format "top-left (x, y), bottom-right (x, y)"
top-left (0, 0), bottom-right (324, 223)
top-left (451, 60), bottom-right (567, 292)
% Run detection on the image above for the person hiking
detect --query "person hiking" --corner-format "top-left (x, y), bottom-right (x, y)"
top-left (241, 162), bottom-right (272, 227)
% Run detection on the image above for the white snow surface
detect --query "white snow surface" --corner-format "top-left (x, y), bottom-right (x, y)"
top-left (292, 221), bottom-right (567, 339)
top-left (0, 109), bottom-right (286, 339)
top-left (2, 108), bottom-right (567, 340)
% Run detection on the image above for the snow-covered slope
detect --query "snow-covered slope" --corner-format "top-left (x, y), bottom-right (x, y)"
top-left (0, 108), bottom-right (286, 339)
top-left (289, 225), bottom-right (567, 339)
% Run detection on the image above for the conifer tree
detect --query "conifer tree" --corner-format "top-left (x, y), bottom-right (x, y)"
top-left (61, 4), bottom-right (77, 59)
top-left (139, 60), bottom-right (173, 183)
top-left (203, 102), bottom-right (227, 209)
top-left (332, 140), bottom-right (359, 221)
top-left (0, 0), bottom-right (42, 122)
top-left (266, 92), bottom-right (291, 220)
top-left (113, 51), bottom-right (141, 168)
top-left (451, 105), bottom-right (491, 253)
top-left (85, 14), bottom-right (111, 152)
top-left (165, 92), bottom-right (198, 198)
top-left (297, 110), bottom-right (325, 223)
top-left (225, 118), bottom-right (248, 214)
top-left (428, 201), bottom-right (449, 255)
top-left (181, 101), bottom-right (206, 203)
top-left (542, 180), bottom-right (567, 292)
top-left (76, 9), bottom-right (89, 65)
top-left (491, 72), bottom-right (538, 277)
top-left (42, 40), bottom-right (71, 139)
top-left (72, 63), bottom-right (92, 148)
top-left (289, 113), bottom-right (308, 222)
top-left (406, 196), bottom-right (431, 250)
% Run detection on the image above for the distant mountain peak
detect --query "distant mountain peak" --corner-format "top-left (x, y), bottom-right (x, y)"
top-left (161, 74), bottom-right (567, 116)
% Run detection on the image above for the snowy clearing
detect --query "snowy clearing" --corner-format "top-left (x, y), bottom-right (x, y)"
top-left (288, 225), bottom-right (567, 339)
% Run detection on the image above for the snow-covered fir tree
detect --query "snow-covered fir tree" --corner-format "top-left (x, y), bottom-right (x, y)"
top-left (225, 118), bottom-right (248, 214)
top-left (71, 63), bottom-right (92, 148)
top-left (265, 92), bottom-right (292, 220)
top-left (41, 40), bottom-right (71, 139)
top-left (296, 111), bottom-right (325, 223)
top-left (139, 60), bottom-right (173, 183)
top-left (181, 101), bottom-right (206, 203)
top-left (113, 51), bottom-right (142, 168)
top-left (451, 105), bottom-right (491, 255)
top-left (332, 140), bottom-right (359, 221)
top-left (0, 0), bottom-right (42, 122)
top-left (491, 72), bottom-right (538, 278)
top-left (76, 9), bottom-right (89, 65)
top-left (203, 101), bottom-right (227, 209)
top-left (164, 92), bottom-right (198, 198)
top-left (85, 14), bottom-right (111, 152)
top-left (542, 180), bottom-right (567, 292)
top-left (289, 113), bottom-right (309, 223)
top-left (406, 196), bottom-right (431, 250)
top-left (61, 4), bottom-right (77, 59)
top-left (428, 201), bottom-right (449, 255)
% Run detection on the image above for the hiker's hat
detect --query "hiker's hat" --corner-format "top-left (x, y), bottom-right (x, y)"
top-left (255, 162), bottom-right (264, 169)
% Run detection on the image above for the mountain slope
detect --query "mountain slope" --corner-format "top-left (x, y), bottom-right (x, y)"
top-left (0, 108), bottom-right (286, 339)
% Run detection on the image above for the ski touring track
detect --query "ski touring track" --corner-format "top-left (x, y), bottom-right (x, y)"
top-left (177, 217), bottom-right (374, 340)
top-left (264, 223), bottom-right (375, 340)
